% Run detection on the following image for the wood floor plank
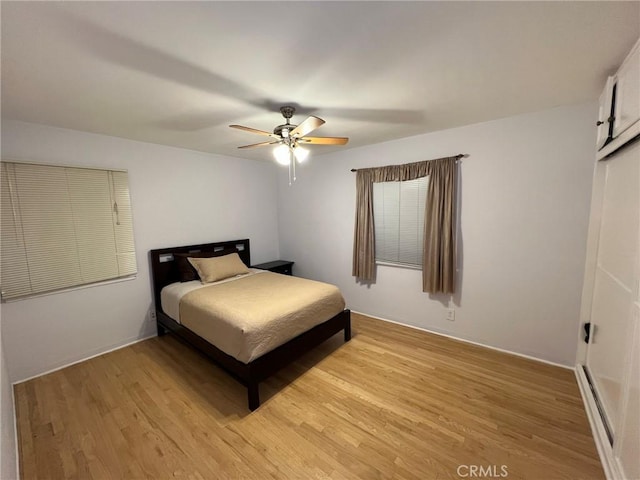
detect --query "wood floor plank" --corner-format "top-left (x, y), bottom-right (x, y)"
top-left (15, 313), bottom-right (604, 479)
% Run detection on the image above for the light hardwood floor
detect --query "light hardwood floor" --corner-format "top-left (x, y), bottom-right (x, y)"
top-left (15, 313), bottom-right (604, 479)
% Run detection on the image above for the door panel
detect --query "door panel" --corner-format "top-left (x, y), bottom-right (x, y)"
top-left (586, 143), bottom-right (639, 442)
top-left (612, 45), bottom-right (640, 138)
top-left (597, 147), bottom-right (639, 287)
top-left (615, 305), bottom-right (639, 479)
top-left (588, 270), bottom-right (634, 434)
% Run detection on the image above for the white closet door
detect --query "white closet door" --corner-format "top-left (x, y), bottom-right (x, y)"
top-left (586, 143), bottom-right (639, 438)
top-left (616, 303), bottom-right (639, 479)
top-left (612, 45), bottom-right (640, 138)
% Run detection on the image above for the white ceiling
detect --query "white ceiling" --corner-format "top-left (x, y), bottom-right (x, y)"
top-left (2, 1), bottom-right (639, 161)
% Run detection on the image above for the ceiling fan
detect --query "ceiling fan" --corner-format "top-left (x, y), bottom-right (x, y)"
top-left (230, 106), bottom-right (348, 184)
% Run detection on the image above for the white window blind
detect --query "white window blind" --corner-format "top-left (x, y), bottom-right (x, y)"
top-left (1, 162), bottom-right (137, 300)
top-left (373, 176), bottom-right (429, 267)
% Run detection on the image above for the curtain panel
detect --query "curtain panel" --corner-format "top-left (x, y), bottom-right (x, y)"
top-left (352, 156), bottom-right (458, 294)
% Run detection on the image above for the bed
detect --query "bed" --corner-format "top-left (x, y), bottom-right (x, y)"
top-left (149, 239), bottom-right (351, 410)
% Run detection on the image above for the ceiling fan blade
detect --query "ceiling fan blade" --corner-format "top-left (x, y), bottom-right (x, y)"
top-left (290, 116), bottom-right (325, 138)
top-left (298, 136), bottom-right (349, 145)
top-left (230, 124), bottom-right (278, 138)
top-left (237, 141), bottom-right (280, 149)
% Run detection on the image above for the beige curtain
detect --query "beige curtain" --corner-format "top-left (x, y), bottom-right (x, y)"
top-left (352, 156), bottom-right (458, 293)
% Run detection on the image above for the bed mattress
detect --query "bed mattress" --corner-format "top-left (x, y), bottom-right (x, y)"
top-left (161, 271), bottom-right (345, 363)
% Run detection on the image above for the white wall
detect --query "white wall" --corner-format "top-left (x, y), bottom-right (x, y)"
top-left (277, 103), bottom-right (597, 367)
top-left (1, 120), bottom-right (280, 382)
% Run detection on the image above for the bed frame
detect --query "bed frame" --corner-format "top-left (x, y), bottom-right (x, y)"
top-left (149, 239), bottom-right (351, 411)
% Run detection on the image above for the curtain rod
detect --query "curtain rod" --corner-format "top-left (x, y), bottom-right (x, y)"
top-left (350, 154), bottom-right (467, 172)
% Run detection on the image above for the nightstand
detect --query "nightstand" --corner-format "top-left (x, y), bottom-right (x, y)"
top-left (252, 260), bottom-right (294, 276)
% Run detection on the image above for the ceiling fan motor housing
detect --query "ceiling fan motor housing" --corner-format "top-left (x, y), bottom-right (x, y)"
top-left (274, 106), bottom-right (297, 137)
top-left (280, 106), bottom-right (295, 120)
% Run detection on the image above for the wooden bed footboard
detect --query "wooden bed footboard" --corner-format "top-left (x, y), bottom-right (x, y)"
top-left (156, 308), bottom-right (351, 410)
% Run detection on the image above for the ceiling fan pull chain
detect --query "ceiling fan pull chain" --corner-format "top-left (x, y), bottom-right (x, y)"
top-left (288, 151), bottom-right (293, 186)
top-left (292, 149), bottom-right (297, 183)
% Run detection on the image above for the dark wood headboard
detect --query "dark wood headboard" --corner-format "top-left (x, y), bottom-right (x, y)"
top-left (149, 239), bottom-right (250, 311)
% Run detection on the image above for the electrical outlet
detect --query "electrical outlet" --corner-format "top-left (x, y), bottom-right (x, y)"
top-left (149, 309), bottom-right (156, 321)
top-left (446, 308), bottom-right (455, 322)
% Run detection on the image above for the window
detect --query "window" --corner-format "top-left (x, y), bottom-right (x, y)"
top-left (1, 161), bottom-right (137, 300)
top-left (373, 176), bottom-right (429, 267)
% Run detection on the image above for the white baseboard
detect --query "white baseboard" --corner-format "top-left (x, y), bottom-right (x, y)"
top-left (13, 333), bottom-right (156, 385)
top-left (351, 310), bottom-right (572, 369)
top-left (575, 366), bottom-right (622, 480)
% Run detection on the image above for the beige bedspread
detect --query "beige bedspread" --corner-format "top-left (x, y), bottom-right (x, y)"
top-left (179, 272), bottom-right (346, 363)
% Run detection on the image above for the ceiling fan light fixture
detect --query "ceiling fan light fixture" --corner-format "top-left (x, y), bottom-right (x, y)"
top-left (273, 143), bottom-right (291, 166)
top-left (293, 145), bottom-right (309, 163)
